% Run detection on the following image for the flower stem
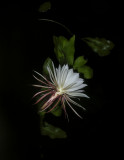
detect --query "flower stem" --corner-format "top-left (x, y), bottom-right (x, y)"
top-left (38, 18), bottom-right (73, 35)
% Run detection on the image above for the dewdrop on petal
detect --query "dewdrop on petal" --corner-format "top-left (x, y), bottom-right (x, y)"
top-left (32, 62), bottom-right (89, 119)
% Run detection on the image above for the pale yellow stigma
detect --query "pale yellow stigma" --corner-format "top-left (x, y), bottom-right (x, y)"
top-left (57, 87), bottom-right (64, 95)
top-left (59, 88), bottom-right (62, 93)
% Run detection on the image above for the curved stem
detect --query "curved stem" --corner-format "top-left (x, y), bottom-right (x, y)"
top-left (38, 18), bottom-right (73, 35)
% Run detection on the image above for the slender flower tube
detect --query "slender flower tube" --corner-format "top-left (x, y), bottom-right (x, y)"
top-left (32, 62), bottom-right (89, 119)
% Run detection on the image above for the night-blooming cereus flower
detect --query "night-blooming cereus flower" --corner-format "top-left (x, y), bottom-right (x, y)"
top-left (32, 62), bottom-right (89, 119)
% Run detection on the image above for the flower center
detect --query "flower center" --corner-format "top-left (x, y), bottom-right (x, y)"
top-left (57, 87), bottom-right (64, 95)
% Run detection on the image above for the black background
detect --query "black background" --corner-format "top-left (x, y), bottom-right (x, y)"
top-left (0, 0), bottom-right (122, 160)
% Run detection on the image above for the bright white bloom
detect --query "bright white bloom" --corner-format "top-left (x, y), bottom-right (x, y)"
top-left (33, 62), bottom-right (89, 119)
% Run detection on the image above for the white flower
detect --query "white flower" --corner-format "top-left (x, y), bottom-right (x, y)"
top-left (32, 62), bottom-right (89, 119)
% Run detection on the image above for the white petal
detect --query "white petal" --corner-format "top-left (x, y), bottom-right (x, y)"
top-left (67, 90), bottom-right (84, 93)
top-left (71, 79), bottom-right (84, 88)
top-left (47, 66), bottom-right (55, 84)
top-left (57, 65), bottom-right (61, 86)
top-left (61, 69), bottom-right (68, 87)
top-left (69, 73), bottom-right (79, 84)
top-left (63, 69), bottom-right (73, 86)
top-left (67, 92), bottom-right (89, 98)
top-left (66, 84), bottom-right (87, 92)
top-left (60, 65), bottom-right (69, 87)
top-left (63, 71), bottom-right (78, 88)
top-left (47, 62), bottom-right (89, 99)
top-left (52, 62), bottom-right (57, 83)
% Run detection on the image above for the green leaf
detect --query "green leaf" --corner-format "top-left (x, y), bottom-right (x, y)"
top-left (39, 111), bottom-right (46, 117)
top-left (82, 37), bottom-right (114, 56)
top-left (51, 105), bottom-right (62, 117)
top-left (42, 57), bottom-right (53, 75)
top-left (41, 122), bottom-right (67, 139)
top-left (53, 35), bottom-right (75, 65)
top-left (78, 65), bottom-right (93, 79)
top-left (73, 56), bottom-right (88, 70)
top-left (53, 36), bottom-right (65, 64)
top-left (38, 1), bottom-right (51, 12)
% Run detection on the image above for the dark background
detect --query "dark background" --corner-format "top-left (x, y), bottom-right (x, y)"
top-left (0, 0), bottom-right (122, 160)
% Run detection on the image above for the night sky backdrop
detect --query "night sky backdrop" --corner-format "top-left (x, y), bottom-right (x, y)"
top-left (0, 0), bottom-right (122, 160)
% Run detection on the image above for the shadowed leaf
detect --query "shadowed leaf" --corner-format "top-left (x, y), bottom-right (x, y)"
top-left (51, 105), bottom-right (62, 117)
top-left (38, 1), bottom-right (51, 12)
top-left (41, 122), bottom-right (67, 139)
top-left (82, 37), bottom-right (114, 56)
top-left (42, 57), bottom-right (53, 75)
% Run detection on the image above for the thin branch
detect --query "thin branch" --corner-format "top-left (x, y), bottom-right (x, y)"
top-left (38, 18), bottom-right (73, 35)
